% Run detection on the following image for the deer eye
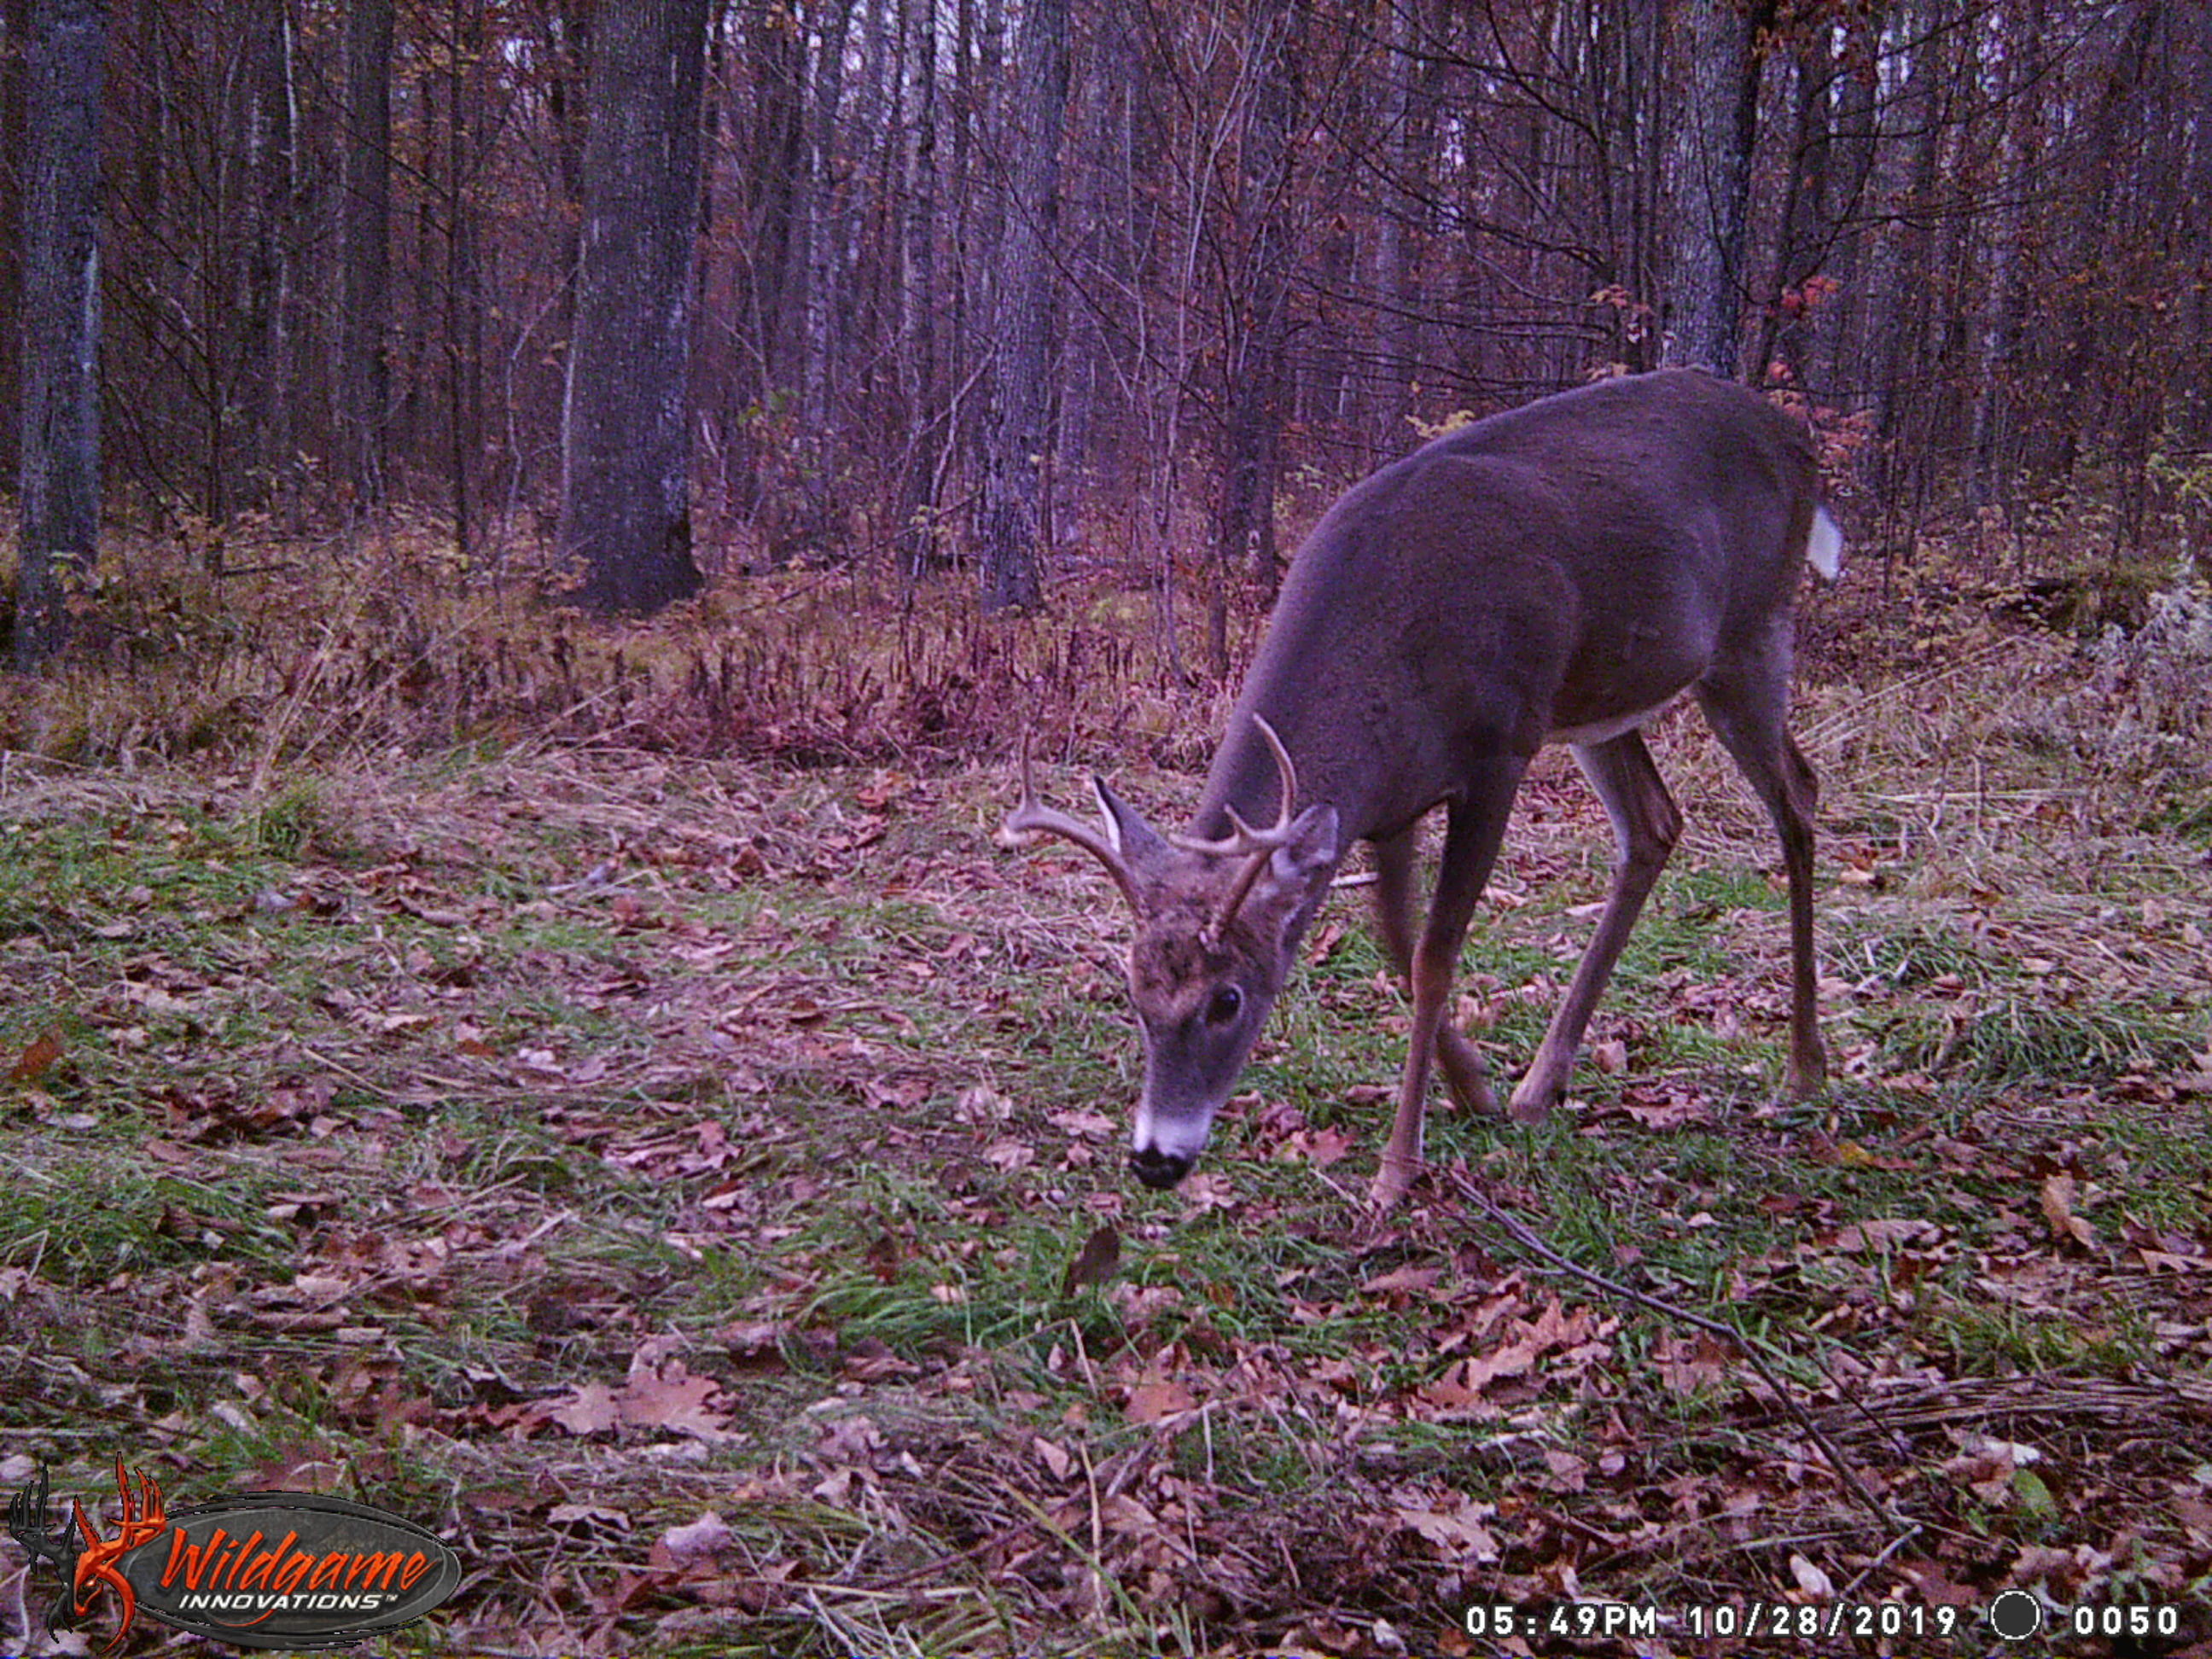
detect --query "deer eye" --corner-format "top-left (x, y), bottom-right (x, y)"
top-left (1204, 986), bottom-right (1243, 1027)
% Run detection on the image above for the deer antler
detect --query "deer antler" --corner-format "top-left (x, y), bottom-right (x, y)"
top-left (996, 732), bottom-right (1146, 915)
top-left (1169, 715), bottom-right (1300, 946)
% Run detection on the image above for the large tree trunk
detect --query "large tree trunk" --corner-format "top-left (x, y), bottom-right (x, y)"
top-left (1667, 0), bottom-right (1772, 377)
top-left (13, 0), bottom-right (104, 671)
top-left (2, 0), bottom-right (34, 486)
top-left (894, 0), bottom-right (944, 582)
top-left (560, 0), bottom-right (710, 616)
top-left (339, 0), bottom-right (393, 509)
top-left (237, 0), bottom-right (297, 518)
top-left (974, 0), bottom-right (1068, 614)
top-left (1214, 4), bottom-right (1302, 610)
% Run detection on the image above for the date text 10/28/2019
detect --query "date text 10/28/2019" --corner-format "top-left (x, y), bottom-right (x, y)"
top-left (1465, 1598), bottom-right (2186, 1644)
top-left (1464, 1600), bottom-right (1971, 1643)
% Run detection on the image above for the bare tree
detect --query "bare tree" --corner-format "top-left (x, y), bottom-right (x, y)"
top-left (234, 0), bottom-right (298, 518)
top-left (339, 0), bottom-right (393, 509)
top-left (559, 0), bottom-right (711, 616)
top-left (1214, 3), bottom-right (1305, 606)
top-left (1667, 0), bottom-right (1773, 377)
top-left (13, 0), bottom-right (104, 670)
top-left (975, 0), bottom-right (1069, 613)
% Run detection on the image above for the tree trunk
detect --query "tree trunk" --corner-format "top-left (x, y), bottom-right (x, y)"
top-left (13, 0), bottom-right (104, 671)
top-left (238, 0), bottom-right (297, 515)
top-left (1215, 4), bottom-right (1301, 605)
top-left (894, 0), bottom-right (944, 582)
top-left (975, 0), bottom-right (1068, 613)
top-left (340, 0), bottom-right (393, 509)
top-left (1747, 23), bottom-right (1834, 389)
top-left (1968, 0), bottom-right (2043, 515)
top-left (1667, 0), bottom-right (1771, 377)
top-left (0, 0), bottom-right (25, 486)
top-left (559, 0), bottom-right (710, 616)
top-left (445, 0), bottom-right (483, 565)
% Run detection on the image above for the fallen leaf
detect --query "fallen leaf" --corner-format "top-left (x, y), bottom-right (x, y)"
top-left (1396, 1497), bottom-right (1499, 1563)
top-left (1125, 1370), bottom-right (1199, 1423)
top-left (620, 1352), bottom-right (731, 1440)
top-left (548, 1501), bottom-right (631, 1533)
top-left (546, 1382), bottom-right (621, 1436)
top-left (1061, 1223), bottom-right (1121, 1295)
top-left (2040, 1173), bottom-right (2097, 1250)
top-left (1033, 1436), bottom-right (1074, 1481)
top-left (659, 1511), bottom-right (733, 1562)
top-left (1789, 1552), bottom-right (1835, 1598)
top-left (7, 1033), bottom-right (61, 1086)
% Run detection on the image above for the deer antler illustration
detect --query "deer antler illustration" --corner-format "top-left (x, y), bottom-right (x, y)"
top-left (9, 1463), bottom-right (84, 1641)
top-left (71, 1460), bottom-right (169, 1654)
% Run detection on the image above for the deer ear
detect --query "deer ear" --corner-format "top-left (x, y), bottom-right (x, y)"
top-left (1271, 803), bottom-right (1338, 883)
top-left (1241, 804), bottom-right (1338, 936)
top-left (1091, 777), bottom-right (1172, 870)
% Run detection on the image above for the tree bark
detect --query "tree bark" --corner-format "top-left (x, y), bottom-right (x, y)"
top-left (1215, 4), bottom-right (1302, 605)
top-left (340, 0), bottom-right (393, 509)
top-left (3, 0), bottom-right (36, 485)
top-left (1667, 0), bottom-right (1772, 377)
top-left (237, 0), bottom-right (297, 516)
top-left (559, 0), bottom-right (710, 616)
top-left (894, 0), bottom-right (944, 581)
top-left (975, 0), bottom-right (1068, 613)
top-left (13, 0), bottom-right (104, 671)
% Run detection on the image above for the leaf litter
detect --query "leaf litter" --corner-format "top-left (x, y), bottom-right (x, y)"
top-left (1, 708), bottom-right (2209, 1656)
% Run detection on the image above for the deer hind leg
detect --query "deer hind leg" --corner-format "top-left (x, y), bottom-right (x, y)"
top-left (1372, 824), bottom-right (1497, 1118)
top-left (1694, 670), bottom-right (1826, 1096)
top-left (1510, 731), bottom-right (1682, 1121)
top-left (1373, 772), bottom-right (1521, 1213)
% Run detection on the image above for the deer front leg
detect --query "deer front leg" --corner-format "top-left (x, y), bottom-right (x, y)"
top-left (1374, 776), bottom-right (1521, 1212)
top-left (1510, 733), bottom-right (1681, 1121)
top-left (1372, 824), bottom-right (1496, 1116)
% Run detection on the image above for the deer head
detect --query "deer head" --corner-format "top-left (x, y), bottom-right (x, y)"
top-left (1000, 717), bottom-right (1338, 1187)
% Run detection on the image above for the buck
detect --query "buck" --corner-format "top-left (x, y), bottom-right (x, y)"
top-left (1001, 369), bottom-right (1839, 1211)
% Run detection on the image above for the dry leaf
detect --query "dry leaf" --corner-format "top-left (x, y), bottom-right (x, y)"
top-left (1061, 1222), bottom-right (1121, 1295)
top-left (1397, 1498), bottom-right (1500, 1563)
top-left (1125, 1371), bottom-right (1199, 1423)
top-left (660, 1511), bottom-right (734, 1562)
top-left (7, 1033), bottom-right (61, 1086)
top-left (547, 1382), bottom-right (621, 1435)
top-left (1789, 1552), bottom-right (1835, 1598)
top-left (548, 1501), bottom-right (631, 1533)
top-left (2040, 1173), bottom-right (2097, 1249)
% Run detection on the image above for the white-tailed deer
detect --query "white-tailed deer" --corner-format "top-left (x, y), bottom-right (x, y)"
top-left (1001, 370), bottom-right (1839, 1210)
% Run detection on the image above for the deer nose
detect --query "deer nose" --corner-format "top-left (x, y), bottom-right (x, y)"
top-left (1129, 1144), bottom-right (1194, 1190)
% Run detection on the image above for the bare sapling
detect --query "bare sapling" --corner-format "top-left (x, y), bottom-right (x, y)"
top-left (1001, 369), bottom-right (1841, 1210)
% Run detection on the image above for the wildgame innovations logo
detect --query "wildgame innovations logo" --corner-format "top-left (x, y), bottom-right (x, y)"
top-left (9, 1458), bottom-right (463, 1651)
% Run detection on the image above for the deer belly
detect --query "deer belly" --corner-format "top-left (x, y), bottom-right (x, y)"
top-left (1550, 696), bottom-right (1680, 747)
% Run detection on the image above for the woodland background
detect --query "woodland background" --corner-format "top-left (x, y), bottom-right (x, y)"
top-left (3, 0), bottom-right (2211, 653)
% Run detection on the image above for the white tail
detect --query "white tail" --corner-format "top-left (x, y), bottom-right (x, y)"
top-left (1004, 369), bottom-right (1837, 1210)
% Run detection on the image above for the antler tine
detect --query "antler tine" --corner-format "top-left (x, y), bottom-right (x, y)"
top-left (1169, 714), bottom-right (1299, 858)
top-left (995, 731), bottom-right (1146, 914)
top-left (1168, 715), bottom-right (1302, 946)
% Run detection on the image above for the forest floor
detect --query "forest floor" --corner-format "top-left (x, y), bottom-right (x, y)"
top-left (2, 518), bottom-right (2210, 1657)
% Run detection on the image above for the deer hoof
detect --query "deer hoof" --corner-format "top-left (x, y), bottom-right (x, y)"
top-left (1505, 1076), bottom-right (1558, 1125)
top-left (1438, 1028), bottom-right (1498, 1116)
top-left (1367, 1157), bottom-right (1419, 1214)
